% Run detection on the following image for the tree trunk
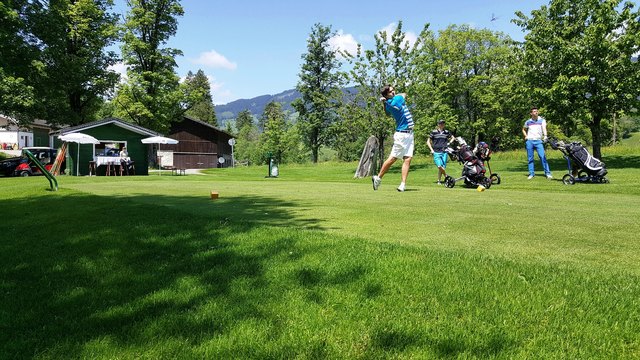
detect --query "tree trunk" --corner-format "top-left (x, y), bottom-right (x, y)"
top-left (377, 135), bottom-right (386, 172)
top-left (590, 116), bottom-right (602, 159)
top-left (311, 129), bottom-right (319, 163)
top-left (612, 113), bottom-right (617, 144)
top-left (354, 135), bottom-right (379, 178)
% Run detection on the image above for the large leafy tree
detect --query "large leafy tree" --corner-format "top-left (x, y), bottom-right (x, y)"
top-left (114, 0), bottom-right (184, 132)
top-left (293, 23), bottom-right (345, 163)
top-left (1, 0), bottom-right (119, 125)
top-left (184, 69), bottom-right (217, 126)
top-left (0, 1), bottom-right (37, 122)
top-left (514, 0), bottom-right (640, 158)
top-left (37, 0), bottom-right (120, 125)
top-left (0, 69), bottom-right (35, 123)
top-left (412, 25), bottom-right (524, 149)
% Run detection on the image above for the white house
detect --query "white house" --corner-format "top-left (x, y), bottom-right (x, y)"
top-left (0, 115), bottom-right (55, 151)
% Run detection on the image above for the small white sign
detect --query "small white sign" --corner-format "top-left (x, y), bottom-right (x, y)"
top-left (228, 138), bottom-right (236, 146)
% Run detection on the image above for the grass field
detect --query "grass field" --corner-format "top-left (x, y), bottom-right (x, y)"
top-left (1, 137), bottom-right (639, 359)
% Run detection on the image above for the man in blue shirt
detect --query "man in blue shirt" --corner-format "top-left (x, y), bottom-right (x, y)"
top-left (372, 84), bottom-right (415, 192)
top-left (522, 107), bottom-right (552, 179)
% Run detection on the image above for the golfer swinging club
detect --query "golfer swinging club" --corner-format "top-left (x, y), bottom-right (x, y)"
top-left (372, 84), bottom-right (415, 192)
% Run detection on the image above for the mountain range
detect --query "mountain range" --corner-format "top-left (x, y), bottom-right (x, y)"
top-left (214, 87), bottom-right (359, 129)
top-left (215, 89), bottom-right (301, 127)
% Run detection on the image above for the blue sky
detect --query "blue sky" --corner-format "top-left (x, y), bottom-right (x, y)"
top-left (111, 0), bottom-right (550, 104)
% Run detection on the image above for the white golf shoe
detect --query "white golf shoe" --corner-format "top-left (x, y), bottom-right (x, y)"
top-left (372, 175), bottom-right (381, 190)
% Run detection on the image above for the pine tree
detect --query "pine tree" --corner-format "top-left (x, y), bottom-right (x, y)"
top-left (184, 69), bottom-right (217, 126)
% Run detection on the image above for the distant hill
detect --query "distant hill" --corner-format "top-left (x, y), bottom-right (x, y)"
top-left (214, 87), bottom-right (358, 129)
top-left (215, 89), bottom-right (301, 127)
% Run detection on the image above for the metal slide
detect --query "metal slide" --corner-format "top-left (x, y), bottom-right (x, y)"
top-left (23, 149), bottom-right (58, 191)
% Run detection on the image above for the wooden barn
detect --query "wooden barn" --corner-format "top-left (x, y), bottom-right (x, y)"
top-left (161, 116), bottom-right (235, 169)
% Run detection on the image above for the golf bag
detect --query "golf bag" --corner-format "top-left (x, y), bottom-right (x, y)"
top-left (549, 139), bottom-right (608, 185)
top-left (474, 140), bottom-right (501, 184)
top-left (444, 137), bottom-right (492, 189)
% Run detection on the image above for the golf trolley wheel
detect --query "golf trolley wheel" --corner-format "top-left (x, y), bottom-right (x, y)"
top-left (481, 177), bottom-right (492, 189)
top-left (444, 176), bottom-right (455, 188)
top-left (600, 177), bottom-right (610, 184)
top-left (562, 174), bottom-right (575, 185)
top-left (490, 174), bottom-right (501, 185)
top-left (578, 170), bottom-right (589, 180)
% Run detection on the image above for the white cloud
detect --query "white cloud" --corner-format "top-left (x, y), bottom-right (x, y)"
top-left (207, 75), bottom-right (234, 105)
top-left (108, 62), bottom-right (128, 82)
top-left (329, 30), bottom-right (359, 58)
top-left (191, 50), bottom-right (237, 70)
top-left (378, 23), bottom-right (418, 48)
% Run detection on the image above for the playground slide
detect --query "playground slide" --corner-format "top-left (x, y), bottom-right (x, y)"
top-left (23, 149), bottom-right (58, 191)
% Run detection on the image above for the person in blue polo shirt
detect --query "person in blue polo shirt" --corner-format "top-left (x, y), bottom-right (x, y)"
top-left (372, 84), bottom-right (415, 192)
top-left (427, 119), bottom-right (454, 185)
top-left (522, 106), bottom-right (552, 179)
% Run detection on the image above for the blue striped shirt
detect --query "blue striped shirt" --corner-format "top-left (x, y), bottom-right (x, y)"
top-left (524, 117), bottom-right (547, 140)
top-left (385, 95), bottom-right (414, 131)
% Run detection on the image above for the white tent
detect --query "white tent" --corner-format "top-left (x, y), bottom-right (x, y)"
top-left (140, 136), bottom-right (179, 145)
top-left (59, 132), bottom-right (99, 176)
top-left (141, 136), bottom-right (179, 173)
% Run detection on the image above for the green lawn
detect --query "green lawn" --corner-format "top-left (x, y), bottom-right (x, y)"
top-left (1, 139), bottom-right (639, 359)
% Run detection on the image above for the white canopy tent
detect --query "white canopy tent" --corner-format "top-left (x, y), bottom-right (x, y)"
top-left (59, 132), bottom-right (100, 176)
top-left (141, 136), bottom-right (179, 174)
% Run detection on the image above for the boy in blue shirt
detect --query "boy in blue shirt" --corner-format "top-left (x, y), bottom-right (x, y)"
top-left (372, 84), bottom-right (415, 192)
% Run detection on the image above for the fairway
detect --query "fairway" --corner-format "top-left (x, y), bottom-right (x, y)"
top-left (1, 148), bottom-right (639, 358)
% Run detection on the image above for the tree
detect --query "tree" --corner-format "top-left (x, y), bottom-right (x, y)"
top-left (0, 1), bottom-right (37, 123)
top-left (293, 23), bottom-right (345, 163)
top-left (235, 109), bottom-right (254, 131)
top-left (1, 0), bottom-right (119, 125)
top-left (259, 102), bottom-right (287, 164)
top-left (38, 0), bottom-right (120, 125)
top-left (514, 0), bottom-right (640, 158)
top-left (234, 111), bottom-right (260, 166)
top-left (184, 69), bottom-right (217, 126)
top-left (0, 69), bottom-right (35, 122)
top-left (412, 25), bottom-right (524, 149)
top-left (114, 0), bottom-right (184, 132)
top-left (330, 97), bottom-right (369, 162)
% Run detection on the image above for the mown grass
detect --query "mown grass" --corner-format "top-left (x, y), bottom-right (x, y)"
top-left (1, 137), bottom-right (639, 359)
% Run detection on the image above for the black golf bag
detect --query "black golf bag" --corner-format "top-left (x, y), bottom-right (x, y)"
top-left (550, 139), bottom-right (609, 185)
top-left (444, 137), bottom-right (492, 189)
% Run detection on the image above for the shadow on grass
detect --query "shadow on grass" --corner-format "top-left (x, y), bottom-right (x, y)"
top-left (601, 155), bottom-right (640, 169)
top-left (0, 192), bottom-right (327, 357)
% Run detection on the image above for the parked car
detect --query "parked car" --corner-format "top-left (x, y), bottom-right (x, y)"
top-left (0, 147), bottom-right (65, 177)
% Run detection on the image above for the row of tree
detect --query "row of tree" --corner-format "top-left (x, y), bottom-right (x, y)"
top-left (285, 0), bottom-right (639, 163)
top-left (0, 0), bottom-right (216, 132)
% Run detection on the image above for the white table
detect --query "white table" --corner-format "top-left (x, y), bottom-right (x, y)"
top-left (94, 156), bottom-right (128, 166)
